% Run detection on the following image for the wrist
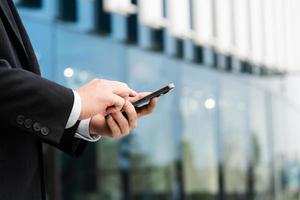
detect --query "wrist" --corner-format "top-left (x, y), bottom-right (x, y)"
top-left (89, 116), bottom-right (97, 136)
top-left (76, 89), bottom-right (85, 120)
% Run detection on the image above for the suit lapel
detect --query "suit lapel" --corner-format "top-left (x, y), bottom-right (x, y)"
top-left (0, 2), bottom-right (27, 54)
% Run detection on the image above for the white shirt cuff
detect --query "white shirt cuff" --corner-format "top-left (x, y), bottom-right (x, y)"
top-left (75, 118), bottom-right (101, 142)
top-left (65, 90), bottom-right (82, 129)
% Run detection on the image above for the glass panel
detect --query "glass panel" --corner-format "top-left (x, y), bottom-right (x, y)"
top-left (219, 77), bottom-right (249, 199)
top-left (56, 29), bottom-right (128, 200)
top-left (59, 0), bottom-right (77, 22)
top-left (127, 49), bottom-right (180, 199)
top-left (249, 86), bottom-right (272, 200)
top-left (181, 66), bottom-right (219, 200)
top-left (94, 0), bottom-right (111, 34)
top-left (20, 20), bottom-right (54, 79)
top-left (19, 0), bottom-right (42, 8)
top-left (278, 97), bottom-right (300, 200)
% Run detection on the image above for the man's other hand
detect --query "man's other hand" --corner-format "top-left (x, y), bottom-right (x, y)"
top-left (128, 92), bottom-right (157, 118)
top-left (89, 93), bottom-right (157, 138)
top-left (76, 79), bottom-right (137, 120)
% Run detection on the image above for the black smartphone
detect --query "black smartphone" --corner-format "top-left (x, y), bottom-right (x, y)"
top-left (133, 83), bottom-right (175, 108)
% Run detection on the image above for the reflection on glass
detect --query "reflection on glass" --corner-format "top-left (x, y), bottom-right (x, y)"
top-left (181, 68), bottom-right (219, 200)
top-left (276, 98), bottom-right (300, 200)
top-left (96, 139), bottom-right (123, 199)
top-left (219, 78), bottom-right (248, 199)
top-left (64, 67), bottom-right (74, 78)
top-left (249, 87), bottom-right (272, 199)
top-left (127, 53), bottom-right (178, 199)
top-left (204, 98), bottom-right (216, 110)
top-left (271, 97), bottom-right (285, 200)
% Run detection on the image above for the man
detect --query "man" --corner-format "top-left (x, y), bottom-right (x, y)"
top-left (0, 0), bottom-right (157, 199)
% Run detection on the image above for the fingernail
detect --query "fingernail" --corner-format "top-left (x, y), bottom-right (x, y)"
top-left (132, 90), bottom-right (138, 96)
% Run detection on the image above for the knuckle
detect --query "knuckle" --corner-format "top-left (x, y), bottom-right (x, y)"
top-left (113, 130), bottom-right (121, 138)
top-left (93, 79), bottom-right (106, 88)
top-left (92, 78), bottom-right (101, 84)
top-left (92, 78), bottom-right (98, 82)
top-left (123, 101), bottom-right (130, 109)
top-left (121, 124), bottom-right (129, 133)
top-left (116, 81), bottom-right (128, 88)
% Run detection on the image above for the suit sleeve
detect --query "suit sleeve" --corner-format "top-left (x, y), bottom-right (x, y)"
top-left (49, 121), bottom-right (88, 157)
top-left (0, 59), bottom-right (88, 156)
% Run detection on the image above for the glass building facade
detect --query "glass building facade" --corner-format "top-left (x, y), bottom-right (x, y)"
top-left (14, 0), bottom-right (300, 200)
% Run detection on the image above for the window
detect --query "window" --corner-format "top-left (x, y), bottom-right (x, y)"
top-left (219, 77), bottom-right (249, 199)
top-left (249, 86), bottom-right (272, 200)
top-left (181, 68), bottom-right (219, 200)
top-left (18, 0), bottom-right (42, 8)
top-left (58, 0), bottom-right (77, 22)
top-left (94, 0), bottom-right (111, 34)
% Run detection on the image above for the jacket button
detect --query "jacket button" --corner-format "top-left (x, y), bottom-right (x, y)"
top-left (33, 122), bottom-right (41, 132)
top-left (16, 115), bottom-right (25, 125)
top-left (41, 127), bottom-right (49, 136)
top-left (24, 119), bottom-right (33, 128)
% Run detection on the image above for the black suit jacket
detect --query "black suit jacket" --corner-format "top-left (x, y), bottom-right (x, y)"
top-left (0, 1), bottom-right (88, 199)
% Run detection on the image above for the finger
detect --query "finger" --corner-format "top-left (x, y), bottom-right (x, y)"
top-left (128, 92), bottom-right (151, 103)
top-left (123, 100), bottom-right (138, 129)
top-left (106, 94), bottom-right (126, 114)
top-left (110, 81), bottom-right (137, 97)
top-left (111, 111), bottom-right (130, 135)
top-left (137, 97), bottom-right (158, 118)
top-left (106, 115), bottom-right (122, 138)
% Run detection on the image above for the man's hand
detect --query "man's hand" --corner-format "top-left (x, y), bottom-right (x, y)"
top-left (76, 79), bottom-right (137, 120)
top-left (128, 92), bottom-right (157, 118)
top-left (89, 93), bottom-right (157, 138)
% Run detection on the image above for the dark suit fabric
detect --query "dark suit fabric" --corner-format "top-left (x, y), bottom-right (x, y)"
top-left (0, 0), bottom-right (87, 199)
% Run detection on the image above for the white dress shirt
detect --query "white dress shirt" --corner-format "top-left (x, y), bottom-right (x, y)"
top-left (65, 90), bottom-right (101, 142)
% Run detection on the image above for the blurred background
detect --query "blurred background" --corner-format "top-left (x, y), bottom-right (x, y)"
top-left (12, 0), bottom-right (300, 199)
